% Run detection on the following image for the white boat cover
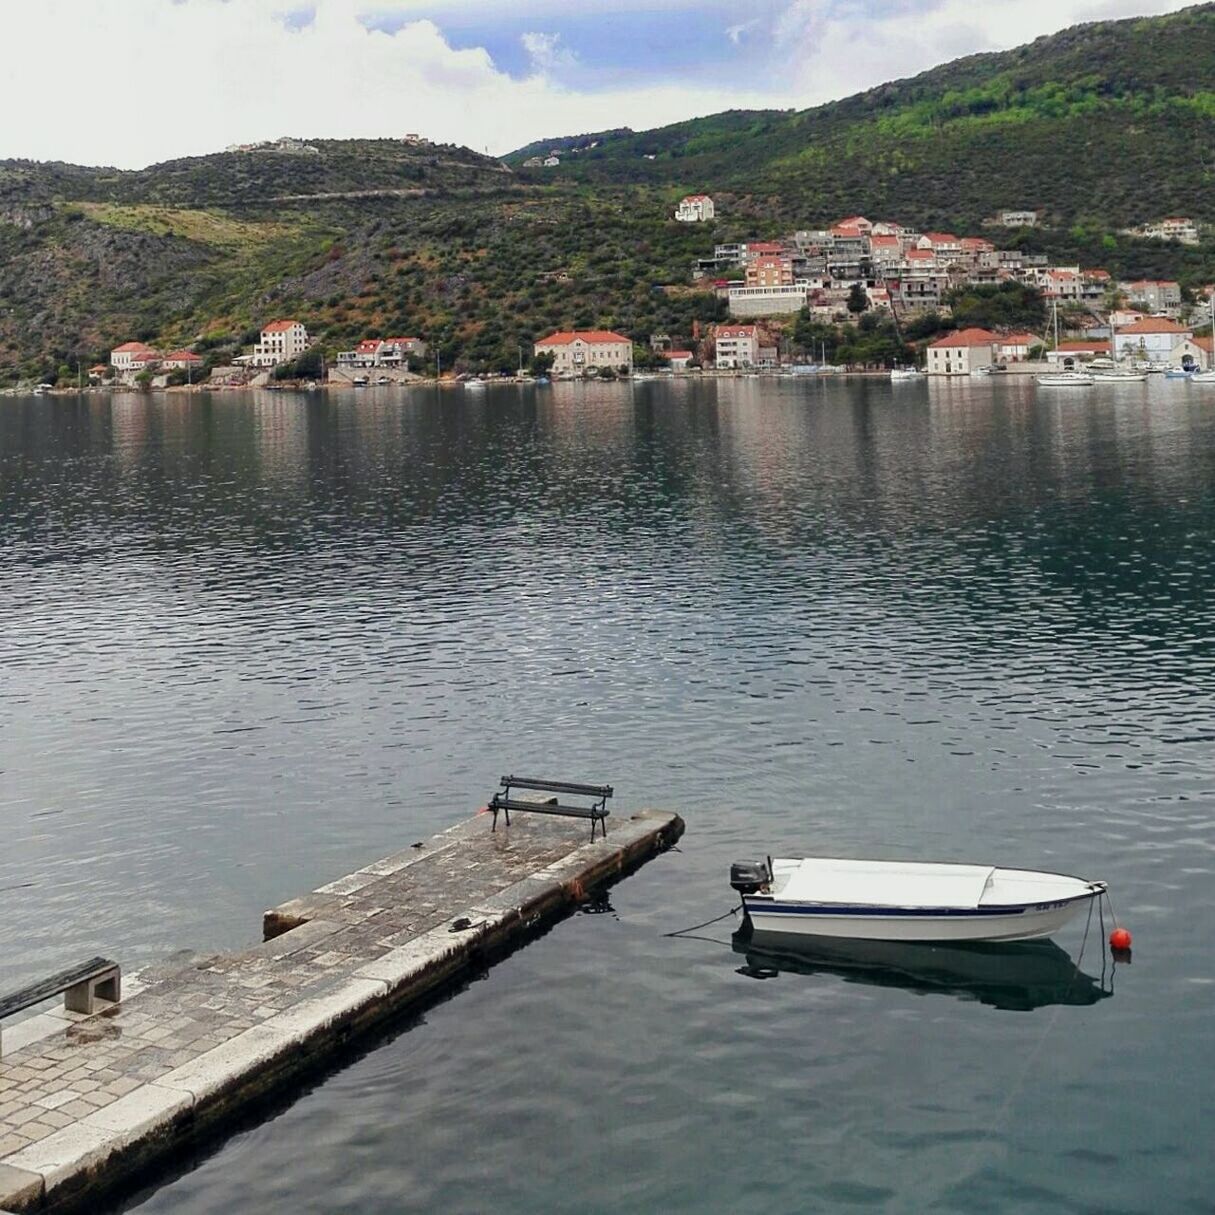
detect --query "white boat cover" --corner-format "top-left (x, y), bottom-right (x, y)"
top-left (774, 858), bottom-right (995, 910)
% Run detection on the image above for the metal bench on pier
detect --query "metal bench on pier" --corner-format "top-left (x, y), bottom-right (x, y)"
top-left (0, 956), bottom-right (121, 1059)
top-left (489, 776), bottom-right (613, 841)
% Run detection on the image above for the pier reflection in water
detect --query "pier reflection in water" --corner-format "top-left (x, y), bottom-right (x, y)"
top-left (732, 927), bottom-right (1112, 1012)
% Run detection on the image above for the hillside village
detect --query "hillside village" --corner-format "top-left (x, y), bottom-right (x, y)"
top-left (86, 193), bottom-right (1213, 389)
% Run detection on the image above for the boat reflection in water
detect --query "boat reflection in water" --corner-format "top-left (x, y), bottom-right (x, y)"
top-left (732, 927), bottom-right (1111, 1012)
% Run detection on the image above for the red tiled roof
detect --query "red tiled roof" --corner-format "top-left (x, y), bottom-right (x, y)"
top-left (164, 349), bottom-right (201, 362)
top-left (1124, 280), bottom-right (1179, 289)
top-left (112, 341), bottom-right (155, 353)
top-left (667, 350), bottom-right (694, 358)
top-left (746, 242), bottom-right (784, 253)
top-left (1194, 336), bottom-right (1214, 352)
top-left (870, 235), bottom-right (899, 247)
top-left (262, 319), bottom-right (302, 333)
top-left (924, 232), bottom-right (959, 243)
top-left (1117, 318), bottom-right (1188, 334)
top-left (536, 330), bottom-right (630, 346)
top-left (998, 333), bottom-right (1038, 345)
top-left (356, 340), bottom-right (381, 353)
top-left (682, 194), bottom-right (711, 202)
top-left (928, 327), bottom-right (998, 349)
top-left (906, 249), bottom-right (935, 259)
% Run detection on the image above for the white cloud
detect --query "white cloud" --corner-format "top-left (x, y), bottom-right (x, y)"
top-left (520, 30), bottom-right (577, 76)
top-left (0, 0), bottom-right (783, 166)
top-left (774, 0), bottom-right (1196, 103)
top-left (726, 17), bottom-right (762, 44)
top-left (0, 0), bottom-right (1199, 169)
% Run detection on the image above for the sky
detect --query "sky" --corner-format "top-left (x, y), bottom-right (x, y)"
top-left (0, 0), bottom-right (1198, 169)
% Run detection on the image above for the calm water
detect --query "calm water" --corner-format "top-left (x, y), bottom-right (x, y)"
top-left (2, 378), bottom-right (1213, 1213)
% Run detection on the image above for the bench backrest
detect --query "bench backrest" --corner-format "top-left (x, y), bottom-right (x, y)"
top-left (500, 776), bottom-right (613, 800)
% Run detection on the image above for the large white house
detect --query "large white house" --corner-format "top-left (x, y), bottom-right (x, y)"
top-left (534, 330), bottom-right (633, 376)
top-left (110, 342), bottom-right (161, 374)
top-left (715, 324), bottom-right (761, 369)
top-left (675, 194), bottom-right (715, 223)
top-left (926, 328), bottom-right (997, 376)
top-left (250, 320), bottom-right (310, 368)
top-left (1113, 317), bottom-right (1191, 364)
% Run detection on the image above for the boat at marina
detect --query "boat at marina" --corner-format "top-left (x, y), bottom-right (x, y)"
top-left (731, 928), bottom-right (1111, 1011)
top-left (1164, 367), bottom-right (1194, 380)
top-left (464, 378), bottom-right (487, 390)
top-left (1036, 372), bottom-right (1094, 386)
top-left (889, 367), bottom-right (923, 381)
top-left (729, 856), bottom-right (1105, 942)
top-left (1091, 369), bottom-right (1149, 382)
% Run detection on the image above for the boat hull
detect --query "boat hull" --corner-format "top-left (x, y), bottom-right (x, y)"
top-left (742, 891), bottom-right (1098, 942)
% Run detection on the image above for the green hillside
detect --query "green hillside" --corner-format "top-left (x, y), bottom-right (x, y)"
top-left (3, 5), bottom-right (1215, 384)
top-left (508, 4), bottom-right (1215, 230)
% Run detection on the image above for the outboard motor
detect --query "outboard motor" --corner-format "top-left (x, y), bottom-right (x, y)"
top-left (730, 859), bottom-right (771, 895)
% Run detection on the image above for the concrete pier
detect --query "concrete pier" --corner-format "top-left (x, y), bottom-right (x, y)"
top-left (0, 809), bottom-right (683, 1213)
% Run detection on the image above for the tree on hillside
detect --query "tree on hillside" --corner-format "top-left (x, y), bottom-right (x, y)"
top-left (847, 282), bottom-right (869, 315)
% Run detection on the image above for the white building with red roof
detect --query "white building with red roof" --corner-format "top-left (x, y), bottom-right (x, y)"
top-left (995, 332), bottom-right (1039, 362)
top-left (250, 319), bottom-right (309, 367)
top-left (162, 350), bottom-right (203, 371)
top-left (1113, 316), bottom-right (1192, 364)
top-left (675, 195), bottom-right (716, 223)
top-left (926, 327), bottom-right (998, 376)
top-left (535, 330), bottom-right (633, 376)
top-left (110, 341), bottom-right (161, 373)
top-left (714, 324), bottom-right (764, 369)
top-left (918, 233), bottom-right (962, 259)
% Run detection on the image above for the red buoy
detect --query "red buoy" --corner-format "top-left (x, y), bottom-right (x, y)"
top-left (1110, 927), bottom-right (1133, 950)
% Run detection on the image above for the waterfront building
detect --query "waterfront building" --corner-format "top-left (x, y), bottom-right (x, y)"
top-left (926, 328), bottom-right (997, 375)
top-left (667, 351), bottom-right (695, 371)
top-left (110, 342), bottom-right (161, 373)
top-left (250, 320), bottom-right (309, 368)
top-left (995, 333), bottom-right (1039, 362)
top-left (714, 324), bottom-right (761, 369)
top-left (675, 195), bottom-right (716, 223)
top-left (534, 330), bottom-right (633, 376)
top-left (1113, 317), bottom-right (1192, 363)
top-left (161, 350), bottom-right (203, 371)
top-left (1045, 340), bottom-right (1108, 366)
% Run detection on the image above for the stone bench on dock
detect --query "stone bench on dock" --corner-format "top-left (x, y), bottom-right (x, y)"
top-left (0, 959), bottom-right (121, 1060)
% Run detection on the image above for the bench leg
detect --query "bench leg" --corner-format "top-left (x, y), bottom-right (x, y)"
top-left (64, 969), bottom-right (121, 1015)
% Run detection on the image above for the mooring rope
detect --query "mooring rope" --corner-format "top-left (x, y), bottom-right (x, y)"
top-left (663, 904), bottom-right (741, 939)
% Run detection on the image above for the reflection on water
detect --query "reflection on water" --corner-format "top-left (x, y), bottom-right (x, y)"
top-left (2, 379), bottom-right (1214, 1214)
top-left (732, 927), bottom-right (1111, 1012)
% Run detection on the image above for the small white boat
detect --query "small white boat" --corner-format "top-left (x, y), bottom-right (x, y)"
top-left (730, 857), bottom-right (1105, 942)
top-left (1092, 367), bottom-right (1149, 383)
top-left (1190, 370), bottom-right (1215, 383)
top-left (464, 378), bottom-right (487, 390)
top-left (889, 367), bottom-right (923, 381)
top-left (1036, 372), bottom-right (1094, 387)
top-left (1164, 367), bottom-right (1194, 380)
